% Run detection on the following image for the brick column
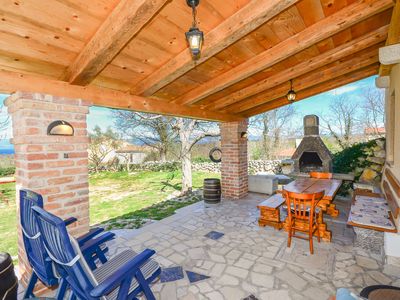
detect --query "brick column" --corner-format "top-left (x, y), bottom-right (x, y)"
top-left (220, 119), bottom-right (248, 199)
top-left (5, 92), bottom-right (90, 287)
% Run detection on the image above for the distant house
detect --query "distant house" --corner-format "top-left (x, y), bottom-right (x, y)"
top-left (274, 148), bottom-right (296, 159)
top-left (115, 144), bottom-right (149, 164)
top-left (364, 127), bottom-right (386, 136)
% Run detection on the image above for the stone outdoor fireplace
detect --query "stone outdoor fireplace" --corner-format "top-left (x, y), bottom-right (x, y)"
top-left (292, 115), bottom-right (333, 173)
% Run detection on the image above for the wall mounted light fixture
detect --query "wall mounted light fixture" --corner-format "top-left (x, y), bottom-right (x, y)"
top-left (47, 120), bottom-right (74, 136)
top-left (241, 132), bottom-right (248, 139)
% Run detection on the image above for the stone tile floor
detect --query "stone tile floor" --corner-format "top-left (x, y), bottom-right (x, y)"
top-left (102, 193), bottom-right (400, 300)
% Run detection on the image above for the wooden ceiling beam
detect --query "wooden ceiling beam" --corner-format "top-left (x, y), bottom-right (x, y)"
top-left (64, 0), bottom-right (169, 85)
top-left (130, 0), bottom-right (299, 96)
top-left (173, 0), bottom-right (393, 106)
top-left (242, 64), bottom-right (379, 117)
top-left (204, 25), bottom-right (388, 111)
top-left (225, 45), bottom-right (381, 113)
top-left (0, 70), bottom-right (242, 122)
top-left (379, 0), bottom-right (400, 76)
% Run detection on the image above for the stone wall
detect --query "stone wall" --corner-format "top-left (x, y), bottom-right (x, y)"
top-left (127, 160), bottom-right (282, 174)
top-left (192, 160), bottom-right (281, 174)
top-left (5, 92), bottom-right (90, 287)
top-left (358, 139), bottom-right (386, 184)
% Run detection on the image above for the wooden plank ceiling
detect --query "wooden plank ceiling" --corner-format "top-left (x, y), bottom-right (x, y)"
top-left (0, 0), bottom-right (396, 122)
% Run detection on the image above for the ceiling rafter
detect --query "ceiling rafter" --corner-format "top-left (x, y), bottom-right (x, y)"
top-left (0, 70), bottom-right (242, 122)
top-left (130, 0), bottom-right (299, 96)
top-left (223, 44), bottom-right (380, 113)
top-left (204, 25), bottom-right (388, 111)
top-left (242, 64), bottom-right (379, 117)
top-left (172, 0), bottom-right (393, 106)
top-left (64, 0), bottom-right (169, 85)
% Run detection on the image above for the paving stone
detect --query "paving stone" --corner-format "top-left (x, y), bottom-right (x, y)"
top-left (276, 269), bottom-right (307, 290)
top-left (226, 266), bottom-right (249, 279)
top-left (226, 249), bottom-right (242, 260)
top-left (181, 292), bottom-right (198, 300)
top-left (220, 287), bottom-right (246, 300)
top-left (188, 247), bottom-right (207, 260)
top-left (356, 256), bottom-right (379, 270)
top-left (368, 270), bottom-right (392, 285)
top-left (302, 286), bottom-right (329, 300)
top-left (196, 282), bottom-right (213, 293)
top-left (160, 283), bottom-right (177, 300)
top-left (252, 263), bottom-right (273, 274)
top-left (259, 290), bottom-right (291, 300)
top-left (168, 253), bottom-right (186, 264)
top-left (209, 263), bottom-right (226, 277)
top-left (206, 291), bottom-right (224, 300)
top-left (383, 264), bottom-right (400, 277)
top-left (250, 272), bottom-right (274, 288)
top-left (333, 270), bottom-right (348, 280)
top-left (208, 252), bottom-right (226, 263)
top-left (241, 282), bottom-right (258, 295)
top-left (346, 264), bottom-right (364, 274)
top-left (235, 258), bottom-right (255, 269)
top-left (336, 253), bottom-right (353, 261)
top-left (363, 274), bottom-right (378, 286)
top-left (217, 274), bottom-right (240, 286)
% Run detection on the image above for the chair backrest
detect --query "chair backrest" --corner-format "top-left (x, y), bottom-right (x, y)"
top-left (283, 190), bottom-right (325, 221)
top-left (32, 206), bottom-right (97, 300)
top-left (309, 172), bottom-right (333, 179)
top-left (19, 189), bottom-right (58, 286)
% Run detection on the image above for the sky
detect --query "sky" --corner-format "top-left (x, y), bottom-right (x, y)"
top-left (0, 75), bottom-right (381, 151)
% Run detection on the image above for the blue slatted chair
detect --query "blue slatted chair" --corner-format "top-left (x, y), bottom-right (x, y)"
top-left (32, 206), bottom-right (161, 300)
top-left (20, 189), bottom-right (115, 299)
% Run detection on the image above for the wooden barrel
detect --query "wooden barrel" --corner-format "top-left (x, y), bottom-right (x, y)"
top-left (0, 253), bottom-right (18, 300)
top-left (203, 178), bottom-right (221, 204)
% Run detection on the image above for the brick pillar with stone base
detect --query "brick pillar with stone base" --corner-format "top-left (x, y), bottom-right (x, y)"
top-left (220, 119), bottom-right (249, 199)
top-left (5, 92), bottom-right (90, 289)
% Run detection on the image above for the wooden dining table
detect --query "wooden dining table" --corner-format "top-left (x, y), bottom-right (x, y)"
top-left (282, 177), bottom-right (343, 242)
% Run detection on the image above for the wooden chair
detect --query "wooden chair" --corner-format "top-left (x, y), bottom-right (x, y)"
top-left (310, 171), bottom-right (333, 179)
top-left (283, 190), bottom-right (325, 254)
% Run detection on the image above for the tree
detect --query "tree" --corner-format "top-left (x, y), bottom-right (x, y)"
top-left (0, 104), bottom-right (10, 140)
top-left (174, 118), bottom-right (219, 194)
top-left (89, 126), bottom-right (121, 172)
top-left (321, 95), bottom-right (359, 150)
top-left (112, 110), bottom-right (218, 194)
top-left (361, 87), bottom-right (385, 136)
top-left (113, 111), bottom-right (176, 162)
top-left (250, 105), bottom-right (298, 159)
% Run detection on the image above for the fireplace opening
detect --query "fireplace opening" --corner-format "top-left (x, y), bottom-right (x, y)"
top-left (299, 151), bottom-right (323, 173)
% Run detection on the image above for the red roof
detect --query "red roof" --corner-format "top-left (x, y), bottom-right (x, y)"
top-left (364, 127), bottom-right (386, 135)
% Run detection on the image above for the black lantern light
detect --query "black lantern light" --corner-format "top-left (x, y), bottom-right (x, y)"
top-left (185, 0), bottom-right (204, 59)
top-left (286, 79), bottom-right (297, 102)
top-left (47, 120), bottom-right (74, 136)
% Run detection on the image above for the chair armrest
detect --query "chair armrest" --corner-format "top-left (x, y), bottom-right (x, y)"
top-left (64, 217), bottom-right (77, 226)
top-left (90, 249), bottom-right (156, 298)
top-left (80, 232), bottom-right (115, 254)
top-left (77, 227), bottom-right (105, 246)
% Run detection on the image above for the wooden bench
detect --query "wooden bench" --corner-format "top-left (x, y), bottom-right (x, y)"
top-left (257, 194), bottom-right (285, 230)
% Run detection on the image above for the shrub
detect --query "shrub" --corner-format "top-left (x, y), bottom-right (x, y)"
top-left (0, 166), bottom-right (15, 177)
top-left (192, 157), bottom-right (211, 163)
top-left (332, 138), bottom-right (384, 178)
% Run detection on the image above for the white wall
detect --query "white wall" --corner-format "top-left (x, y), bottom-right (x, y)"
top-left (383, 63), bottom-right (400, 262)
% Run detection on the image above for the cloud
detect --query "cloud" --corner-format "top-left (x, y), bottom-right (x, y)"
top-left (327, 85), bottom-right (359, 96)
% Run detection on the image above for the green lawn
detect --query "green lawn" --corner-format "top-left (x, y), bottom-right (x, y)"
top-left (0, 183), bottom-right (17, 261)
top-left (0, 170), bottom-right (219, 261)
